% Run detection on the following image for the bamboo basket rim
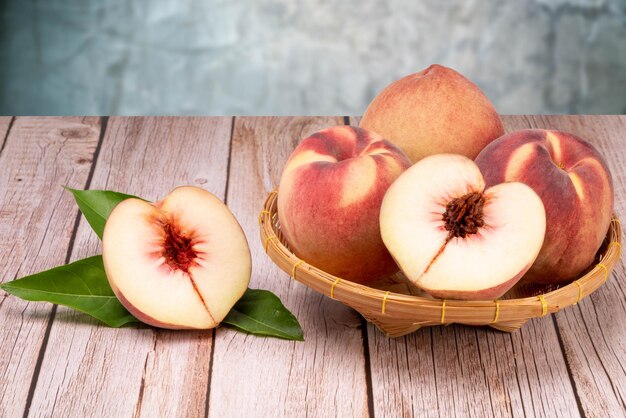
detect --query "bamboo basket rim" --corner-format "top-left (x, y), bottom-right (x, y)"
top-left (259, 190), bottom-right (622, 335)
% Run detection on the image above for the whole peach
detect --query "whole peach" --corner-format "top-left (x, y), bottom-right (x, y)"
top-left (475, 129), bottom-right (614, 284)
top-left (360, 64), bottom-right (505, 163)
top-left (277, 126), bottom-right (411, 283)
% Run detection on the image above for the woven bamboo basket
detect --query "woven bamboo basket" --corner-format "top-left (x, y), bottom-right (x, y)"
top-left (259, 190), bottom-right (622, 337)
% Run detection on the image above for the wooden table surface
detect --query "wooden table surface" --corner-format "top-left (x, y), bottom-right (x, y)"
top-left (0, 116), bottom-right (624, 417)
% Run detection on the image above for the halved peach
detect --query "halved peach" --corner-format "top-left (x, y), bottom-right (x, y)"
top-left (380, 154), bottom-right (546, 300)
top-left (102, 186), bottom-right (251, 329)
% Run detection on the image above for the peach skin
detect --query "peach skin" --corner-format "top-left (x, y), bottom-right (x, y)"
top-left (360, 64), bottom-right (505, 163)
top-left (476, 129), bottom-right (614, 284)
top-left (277, 125), bottom-right (412, 284)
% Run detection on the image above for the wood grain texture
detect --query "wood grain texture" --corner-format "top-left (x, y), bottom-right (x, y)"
top-left (504, 115), bottom-right (626, 418)
top-left (207, 117), bottom-right (370, 418)
top-left (0, 117), bottom-right (101, 416)
top-left (0, 116), bottom-right (623, 417)
top-left (367, 320), bottom-right (580, 417)
top-left (26, 117), bottom-right (232, 418)
top-left (350, 115), bottom-right (582, 417)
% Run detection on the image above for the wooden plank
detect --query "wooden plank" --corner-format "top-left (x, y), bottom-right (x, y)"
top-left (504, 115), bottom-right (626, 417)
top-left (26, 117), bottom-right (232, 417)
top-left (368, 319), bottom-right (580, 417)
top-left (207, 117), bottom-right (370, 417)
top-left (0, 117), bottom-right (101, 416)
top-left (350, 115), bottom-right (581, 417)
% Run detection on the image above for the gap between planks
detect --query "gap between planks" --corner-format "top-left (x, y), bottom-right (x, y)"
top-left (0, 117), bottom-right (16, 158)
top-left (344, 114), bottom-right (376, 418)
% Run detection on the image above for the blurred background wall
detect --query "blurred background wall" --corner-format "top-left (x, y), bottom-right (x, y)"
top-left (1, 0), bottom-right (625, 115)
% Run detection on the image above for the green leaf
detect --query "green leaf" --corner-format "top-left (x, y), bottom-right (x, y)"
top-left (0, 255), bottom-right (138, 328)
top-left (65, 187), bottom-right (139, 239)
top-left (222, 289), bottom-right (304, 341)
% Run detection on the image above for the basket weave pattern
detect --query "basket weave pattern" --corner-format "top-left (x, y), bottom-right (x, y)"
top-left (259, 191), bottom-right (622, 336)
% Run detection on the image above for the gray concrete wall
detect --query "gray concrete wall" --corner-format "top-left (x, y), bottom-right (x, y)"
top-left (1, 0), bottom-right (625, 115)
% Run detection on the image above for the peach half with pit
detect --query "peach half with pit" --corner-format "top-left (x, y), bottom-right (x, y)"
top-left (102, 186), bottom-right (251, 329)
top-left (380, 154), bottom-right (546, 300)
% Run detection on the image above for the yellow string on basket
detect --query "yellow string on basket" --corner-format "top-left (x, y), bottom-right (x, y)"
top-left (574, 280), bottom-right (583, 304)
top-left (440, 300), bottom-right (447, 324)
top-left (597, 263), bottom-right (609, 283)
top-left (381, 291), bottom-right (391, 315)
top-left (609, 241), bottom-right (622, 257)
top-left (291, 260), bottom-right (304, 280)
top-left (330, 278), bottom-right (341, 299)
top-left (491, 301), bottom-right (500, 324)
top-left (258, 210), bottom-right (271, 225)
top-left (538, 295), bottom-right (548, 317)
top-left (612, 217), bottom-right (621, 225)
top-left (264, 235), bottom-right (278, 252)
top-left (269, 189), bottom-right (278, 198)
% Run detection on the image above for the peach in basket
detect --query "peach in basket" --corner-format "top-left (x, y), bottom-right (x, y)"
top-left (276, 124), bottom-right (411, 284)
